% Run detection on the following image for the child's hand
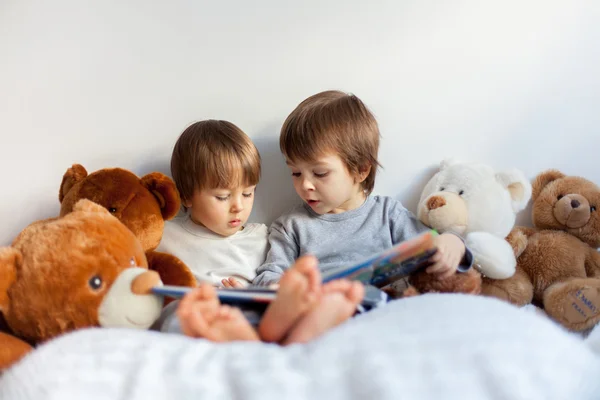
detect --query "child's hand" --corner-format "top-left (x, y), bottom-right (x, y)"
top-left (221, 277), bottom-right (244, 288)
top-left (427, 233), bottom-right (466, 279)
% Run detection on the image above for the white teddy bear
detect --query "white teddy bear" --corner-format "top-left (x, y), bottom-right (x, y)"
top-left (417, 159), bottom-right (532, 279)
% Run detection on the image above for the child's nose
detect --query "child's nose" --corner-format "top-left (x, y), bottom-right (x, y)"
top-left (231, 198), bottom-right (244, 212)
top-left (302, 178), bottom-right (315, 191)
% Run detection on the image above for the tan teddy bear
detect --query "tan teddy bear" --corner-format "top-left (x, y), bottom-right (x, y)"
top-left (481, 170), bottom-right (600, 332)
top-left (0, 199), bottom-right (164, 371)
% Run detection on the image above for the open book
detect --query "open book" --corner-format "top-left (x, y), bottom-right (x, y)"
top-left (152, 230), bottom-right (438, 306)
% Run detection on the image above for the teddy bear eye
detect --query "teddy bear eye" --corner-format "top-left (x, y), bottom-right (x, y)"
top-left (557, 194), bottom-right (564, 200)
top-left (108, 207), bottom-right (117, 213)
top-left (89, 275), bottom-right (103, 291)
top-left (440, 187), bottom-right (445, 191)
top-left (459, 190), bottom-right (465, 196)
top-left (591, 206), bottom-right (597, 212)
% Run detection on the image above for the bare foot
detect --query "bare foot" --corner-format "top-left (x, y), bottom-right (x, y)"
top-left (199, 305), bottom-right (260, 342)
top-left (282, 280), bottom-right (365, 345)
top-left (258, 255), bottom-right (321, 342)
top-left (176, 283), bottom-right (259, 342)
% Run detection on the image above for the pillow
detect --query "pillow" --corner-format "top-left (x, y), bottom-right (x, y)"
top-left (1, 294), bottom-right (599, 400)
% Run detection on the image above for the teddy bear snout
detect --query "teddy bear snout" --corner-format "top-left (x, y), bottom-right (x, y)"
top-left (427, 196), bottom-right (446, 210)
top-left (419, 193), bottom-right (469, 235)
top-left (554, 194), bottom-right (590, 228)
top-left (131, 270), bottom-right (161, 295)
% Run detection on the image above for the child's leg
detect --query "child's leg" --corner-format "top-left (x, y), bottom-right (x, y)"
top-left (282, 280), bottom-right (364, 345)
top-left (258, 255), bottom-right (321, 342)
top-left (176, 283), bottom-right (259, 342)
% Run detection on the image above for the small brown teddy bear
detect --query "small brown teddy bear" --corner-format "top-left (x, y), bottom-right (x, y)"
top-left (481, 170), bottom-right (600, 332)
top-left (58, 164), bottom-right (195, 290)
top-left (0, 199), bottom-right (164, 371)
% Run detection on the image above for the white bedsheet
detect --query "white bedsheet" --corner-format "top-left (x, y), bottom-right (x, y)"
top-left (2, 293), bottom-right (599, 400)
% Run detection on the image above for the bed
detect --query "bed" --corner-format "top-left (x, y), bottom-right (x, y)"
top-left (1, 293), bottom-right (599, 400)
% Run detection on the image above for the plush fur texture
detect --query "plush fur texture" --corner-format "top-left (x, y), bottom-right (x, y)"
top-left (0, 200), bottom-right (164, 371)
top-left (399, 159), bottom-right (531, 297)
top-left (59, 164), bottom-right (195, 289)
top-left (481, 170), bottom-right (600, 332)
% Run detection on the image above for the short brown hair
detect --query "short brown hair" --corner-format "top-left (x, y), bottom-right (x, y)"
top-left (280, 90), bottom-right (381, 194)
top-left (171, 120), bottom-right (261, 204)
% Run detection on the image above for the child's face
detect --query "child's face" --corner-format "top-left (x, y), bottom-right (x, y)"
top-left (287, 153), bottom-right (366, 214)
top-left (183, 185), bottom-right (256, 237)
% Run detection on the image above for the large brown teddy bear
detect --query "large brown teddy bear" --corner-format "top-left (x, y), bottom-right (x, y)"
top-left (0, 200), bottom-right (164, 371)
top-left (58, 164), bottom-right (195, 290)
top-left (481, 170), bottom-right (600, 332)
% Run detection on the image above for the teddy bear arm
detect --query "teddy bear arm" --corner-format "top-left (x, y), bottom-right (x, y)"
top-left (465, 232), bottom-right (516, 279)
top-left (399, 285), bottom-right (421, 298)
top-left (407, 268), bottom-right (482, 296)
top-left (146, 251), bottom-right (196, 287)
top-left (506, 227), bottom-right (538, 258)
top-left (584, 249), bottom-right (600, 279)
top-left (0, 332), bottom-right (34, 371)
top-left (480, 266), bottom-right (533, 306)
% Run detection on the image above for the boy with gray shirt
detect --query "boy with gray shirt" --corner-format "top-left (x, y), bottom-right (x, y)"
top-left (253, 90), bottom-right (472, 287)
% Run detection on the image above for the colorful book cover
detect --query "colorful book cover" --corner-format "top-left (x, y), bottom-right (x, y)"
top-left (152, 230), bottom-right (438, 304)
top-left (321, 229), bottom-right (438, 287)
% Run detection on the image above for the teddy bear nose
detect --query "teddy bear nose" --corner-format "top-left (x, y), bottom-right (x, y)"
top-left (131, 270), bottom-right (161, 295)
top-left (427, 196), bottom-right (446, 210)
top-left (571, 199), bottom-right (580, 208)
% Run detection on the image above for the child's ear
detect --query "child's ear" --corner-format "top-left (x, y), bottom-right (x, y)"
top-left (355, 164), bottom-right (371, 184)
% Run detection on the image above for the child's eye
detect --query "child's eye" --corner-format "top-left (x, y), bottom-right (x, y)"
top-left (216, 196), bottom-right (229, 201)
top-left (314, 172), bottom-right (329, 178)
top-left (242, 192), bottom-right (253, 198)
top-left (291, 172), bottom-right (301, 177)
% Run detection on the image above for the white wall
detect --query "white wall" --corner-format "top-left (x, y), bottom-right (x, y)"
top-left (1, 0), bottom-right (599, 245)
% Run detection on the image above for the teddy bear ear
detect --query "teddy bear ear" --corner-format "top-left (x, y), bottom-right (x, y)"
top-left (531, 169), bottom-right (565, 201)
top-left (59, 164), bottom-right (88, 203)
top-left (140, 173), bottom-right (181, 221)
top-left (0, 247), bottom-right (21, 314)
top-left (439, 158), bottom-right (459, 171)
top-left (72, 199), bottom-right (111, 215)
top-left (495, 169), bottom-right (533, 212)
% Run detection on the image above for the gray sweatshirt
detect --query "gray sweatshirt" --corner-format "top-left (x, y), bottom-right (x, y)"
top-left (253, 195), bottom-right (472, 286)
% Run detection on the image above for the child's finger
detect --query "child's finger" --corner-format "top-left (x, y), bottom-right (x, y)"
top-left (430, 251), bottom-right (456, 275)
top-left (221, 279), bottom-right (231, 288)
top-left (426, 260), bottom-right (447, 274)
top-left (230, 278), bottom-right (244, 288)
top-left (430, 250), bottom-right (443, 262)
top-left (439, 267), bottom-right (456, 280)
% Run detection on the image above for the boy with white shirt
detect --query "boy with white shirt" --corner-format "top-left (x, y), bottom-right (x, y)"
top-left (157, 119), bottom-right (267, 287)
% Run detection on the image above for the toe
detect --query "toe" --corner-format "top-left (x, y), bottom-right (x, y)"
top-left (197, 283), bottom-right (218, 301)
top-left (322, 279), bottom-right (351, 294)
top-left (348, 282), bottom-right (365, 303)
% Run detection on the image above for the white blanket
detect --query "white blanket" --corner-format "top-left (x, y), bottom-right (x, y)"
top-left (2, 294), bottom-right (599, 400)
